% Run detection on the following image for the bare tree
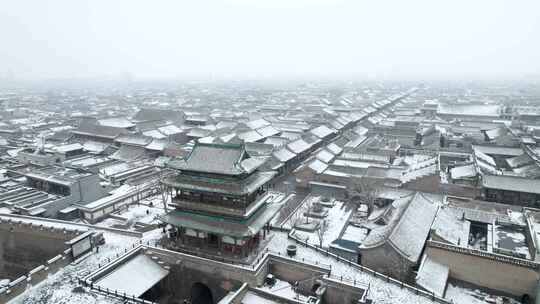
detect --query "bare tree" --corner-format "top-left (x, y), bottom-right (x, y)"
top-left (157, 170), bottom-right (170, 212)
top-left (348, 176), bottom-right (380, 213)
top-left (289, 197), bottom-right (312, 228)
top-left (302, 198), bottom-right (314, 224)
top-left (316, 219), bottom-right (329, 248)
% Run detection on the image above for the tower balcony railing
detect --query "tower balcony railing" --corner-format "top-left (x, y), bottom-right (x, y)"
top-left (170, 191), bottom-right (270, 218)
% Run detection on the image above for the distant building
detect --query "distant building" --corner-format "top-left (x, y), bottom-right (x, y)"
top-left (132, 108), bottom-right (185, 126)
top-left (11, 167), bottom-right (106, 218)
top-left (71, 124), bottom-right (128, 143)
top-left (17, 143), bottom-right (86, 166)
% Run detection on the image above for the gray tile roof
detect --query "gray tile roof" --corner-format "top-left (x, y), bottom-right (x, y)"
top-left (310, 125), bottom-right (337, 139)
top-left (132, 108), bottom-right (184, 123)
top-left (482, 174), bottom-right (540, 194)
top-left (287, 139), bottom-right (311, 154)
top-left (168, 143), bottom-right (267, 176)
top-left (115, 134), bottom-right (153, 146)
top-left (272, 147), bottom-right (296, 162)
top-left (111, 145), bottom-right (147, 161)
top-left (388, 193), bottom-right (439, 262)
top-left (360, 193), bottom-right (439, 263)
top-left (71, 124), bottom-right (127, 139)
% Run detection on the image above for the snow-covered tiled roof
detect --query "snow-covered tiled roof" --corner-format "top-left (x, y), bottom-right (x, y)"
top-left (264, 136), bottom-right (289, 148)
top-left (238, 130), bottom-right (264, 143)
top-left (344, 135), bottom-right (367, 148)
top-left (473, 148), bottom-right (496, 167)
top-left (482, 174), bottom-right (540, 194)
top-left (132, 108), bottom-right (184, 123)
top-left (71, 124), bottom-right (127, 139)
top-left (280, 131), bottom-right (302, 141)
top-left (158, 124), bottom-right (183, 135)
top-left (115, 134), bottom-right (153, 146)
top-left (240, 156), bottom-right (268, 174)
top-left (388, 193), bottom-right (439, 262)
top-left (361, 193), bottom-right (439, 263)
top-left (82, 141), bottom-right (110, 154)
top-left (111, 145), bottom-right (147, 161)
top-left (97, 117), bottom-right (134, 129)
top-left (216, 121), bottom-right (238, 130)
top-left (95, 254), bottom-right (169, 297)
top-left (506, 153), bottom-right (533, 169)
top-left (54, 143), bottom-right (83, 153)
top-left (473, 145), bottom-right (523, 157)
top-left (256, 125), bottom-right (280, 138)
top-left (308, 159), bottom-right (328, 174)
top-left (246, 118), bottom-right (270, 130)
top-left (146, 139), bottom-right (167, 151)
top-left (326, 143), bottom-right (343, 155)
top-left (309, 125), bottom-right (337, 139)
top-left (449, 164), bottom-right (477, 179)
top-left (286, 139), bottom-right (311, 154)
top-left (415, 255), bottom-right (449, 297)
top-left (143, 129), bottom-right (167, 139)
top-left (187, 128), bottom-right (211, 138)
top-left (316, 149), bottom-right (334, 163)
top-left (328, 120), bottom-right (344, 130)
top-left (168, 142), bottom-right (268, 176)
top-left (272, 147), bottom-right (296, 162)
top-left (431, 207), bottom-right (471, 246)
top-left (169, 143), bottom-right (246, 175)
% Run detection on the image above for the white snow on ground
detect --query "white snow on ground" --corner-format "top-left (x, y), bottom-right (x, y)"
top-left (445, 283), bottom-right (521, 304)
top-left (113, 204), bottom-right (166, 225)
top-left (266, 231), bottom-right (503, 304)
top-left (2, 194), bottom-right (507, 304)
top-left (292, 200), bottom-right (352, 248)
top-left (94, 218), bottom-right (125, 229)
top-left (258, 278), bottom-right (309, 302)
top-left (6, 216), bottom-right (164, 304)
top-left (507, 210), bottom-right (525, 225)
top-left (340, 225), bottom-right (369, 243)
top-left (241, 291), bottom-right (280, 304)
top-left (94, 196), bottom-right (169, 229)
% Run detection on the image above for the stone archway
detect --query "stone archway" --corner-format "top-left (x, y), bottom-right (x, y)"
top-left (190, 282), bottom-right (214, 304)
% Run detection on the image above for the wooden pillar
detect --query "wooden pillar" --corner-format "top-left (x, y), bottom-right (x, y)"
top-left (179, 227), bottom-right (184, 244)
top-left (195, 230), bottom-right (201, 247)
top-left (243, 238), bottom-right (248, 256)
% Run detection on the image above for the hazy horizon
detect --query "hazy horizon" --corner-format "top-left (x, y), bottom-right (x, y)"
top-left (1, 0), bottom-right (539, 81)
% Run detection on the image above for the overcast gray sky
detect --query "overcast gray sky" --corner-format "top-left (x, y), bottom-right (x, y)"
top-left (1, 0), bottom-right (539, 80)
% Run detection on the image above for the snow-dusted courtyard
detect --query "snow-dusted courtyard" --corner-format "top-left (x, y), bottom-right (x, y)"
top-left (0, 193), bottom-right (523, 304)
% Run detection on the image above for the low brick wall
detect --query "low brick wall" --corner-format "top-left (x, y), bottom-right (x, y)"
top-left (288, 230), bottom-right (452, 304)
top-left (426, 241), bottom-right (540, 297)
top-left (0, 247), bottom-right (73, 303)
top-left (0, 213), bottom-right (143, 237)
top-left (0, 218), bottom-right (82, 303)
